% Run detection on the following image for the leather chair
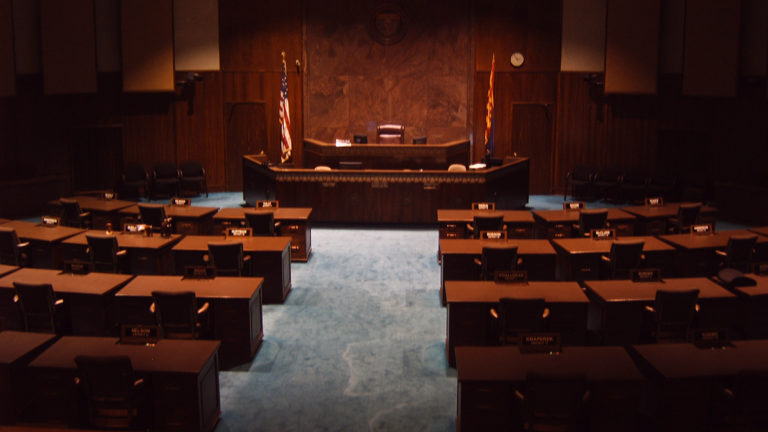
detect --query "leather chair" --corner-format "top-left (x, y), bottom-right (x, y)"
top-left (564, 165), bottom-right (595, 200)
top-left (150, 290), bottom-right (210, 339)
top-left (466, 215), bottom-right (506, 239)
top-left (716, 235), bottom-right (758, 273)
top-left (601, 240), bottom-right (645, 279)
top-left (150, 162), bottom-right (180, 199)
top-left (593, 168), bottom-right (623, 202)
top-left (515, 373), bottom-right (590, 432)
top-left (207, 242), bottom-right (252, 276)
top-left (74, 355), bottom-right (147, 430)
top-left (86, 233), bottom-right (127, 273)
top-left (0, 227), bottom-right (30, 266)
top-left (13, 282), bottom-right (65, 334)
top-left (120, 162), bottom-right (149, 199)
top-left (490, 297), bottom-right (549, 345)
top-left (59, 198), bottom-right (91, 228)
top-left (474, 245), bottom-right (521, 281)
top-left (244, 210), bottom-right (280, 236)
top-left (573, 209), bottom-right (608, 237)
top-left (668, 203), bottom-right (702, 234)
top-left (644, 289), bottom-right (699, 342)
top-left (179, 161), bottom-right (208, 197)
top-left (376, 124), bottom-right (405, 144)
top-left (137, 203), bottom-right (169, 230)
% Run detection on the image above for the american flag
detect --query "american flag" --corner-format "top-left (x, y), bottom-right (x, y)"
top-left (484, 53), bottom-right (495, 159)
top-left (279, 52), bottom-right (292, 163)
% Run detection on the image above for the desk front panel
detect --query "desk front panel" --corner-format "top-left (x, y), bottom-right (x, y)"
top-left (0, 268), bottom-right (134, 335)
top-left (0, 331), bottom-right (57, 425)
top-left (303, 138), bottom-right (470, 170)
top-left (621, 203), bottom-right (719, 236)
top-left (116, 275), bottom-right (263, 369)
top-left (436, 209), bottom-right (535, 239)
top-left (445, 281), bottom-right (588, 366)
top-left (584, 278), bottom-right (738, 345)
top-left (27, 337), bottom-right (220, 432)
top-left (213, 207), bottom-right (312, 262)
top-left (456, 346), bottom-right (643, 432)
top-left (243, 156), bottom-right (530, 223)
top-left (119, 205), bottom-right (218, 235)
top-left (172, 236), bottom-right (291, 303)
top-left (0, 220), bottom-right (85, 269)
top-left (532, 208), bottom-right (636, 239)
top-left (439, 239), bottom-right (557, 305)
top-left (659, 230), bottom-right (768, 277)
top-left (551, 236), bottom-right (676, 280)
top-left (61, 231), bottom-right (182, 275)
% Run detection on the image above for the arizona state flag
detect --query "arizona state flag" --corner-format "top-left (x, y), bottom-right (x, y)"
top-left (484, 54), bottom-right (495, 159)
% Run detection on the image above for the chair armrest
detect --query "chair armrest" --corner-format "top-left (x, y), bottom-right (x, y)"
top-left (80, 211), bottom-right (91, 218)
top-left (243, 255), bottom-right (252, 262)
top-left (274, 221), bottom-right (282, 227)
top-left (514, 388), bottom-right (525, 401)
top-left (542, 307), bottom-right (550, 319)
top-left (466, 224), bottom-right (474, 233)
top-left (601, 255), bottom-right (611, 263)
top-left (473, 258), bottom-right (481, 267)
top-left (197, 301), bottom-right (210, 315)
top-left (134, 378), bottom-right (145, 387)
top-left (54, 299), bottom-right (64, 306)
top-left (149, 302), bottom-right (156, 313)
top-left (17, 241), bottom-right (30, 248)
top-left (489, 308), bottom-right (499, 319)
top-left (715, 249), bottom-right (727, 257)
top-left (644, 305), bottom-right (655, 313)
top-left (117, 249), bottom-right (128, 256)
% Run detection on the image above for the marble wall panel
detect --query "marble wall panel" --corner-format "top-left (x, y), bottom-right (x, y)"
top-left (306, 0), bottom-right (471, 144)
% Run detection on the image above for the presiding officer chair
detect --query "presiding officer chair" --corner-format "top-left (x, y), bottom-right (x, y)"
top-left (86, 233), bottom-right (127, 273)
top-left (376, 124), bottom-right (405, 144)
top-left (207, 242), bottom-right (251, 276)
top-left (150, 290), bottom-right (210, 339)
top-left (244, 210), bottom-right (280, 236)
top-left (13, 282), bottom-right (65, 334)
top-left (0, 227), bottom-right (30, 266)
top-left (74, 355), bottom-right (147, 430)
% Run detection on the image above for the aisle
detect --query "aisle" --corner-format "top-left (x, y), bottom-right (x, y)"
top-left (216, 227), bottom-right (456, 431)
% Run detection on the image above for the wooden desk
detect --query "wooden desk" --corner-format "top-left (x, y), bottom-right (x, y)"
top-left (621, 202), bottom-right (719, 235)
top-left (551, 236), bottom-right (676, 280)
top-left (243, 155), bottom-right (530, 223)
top-left (583, 277), bottom-right (738, 345)
top-left (171, 235), bottom-right (291, 303)
top-left (0, 218), bottom-right (9, 224)
top-left (60, 230), bottom-right (182, 275)
top-left (718, 273), bottom-right (768, 338)
top-left (0, 268), bottom-right (134, 335)
top-left (115, 275), bottom-right (263, 369)
top-left (0, 331), bottom-right (57, 425)
top-left (213, 207), bottom-right (312, 262)
top-left (658, 229), bottom-right (768, 277)
top-left (27, 336), bottom-right (220, 432)
top-left (445, 280), bottom-right (588, 366)
top-left (0, 265), bottom-right (18, 277)
top-left (119, 204), bottom-right (218, 235)
top-left (532, 208), bottom-right (636, 238)
top-left (631, 340), bottom-right (768, 432)
top-left (749, 226), bottom-right (768, 237)
top-left (51, 195), bottom-right (137, 229)
top-left (436, 209), bottom-right (535, 239)
top-left (439, 239), bottom-right (557, 305)
top-left (0, 220), bottom-right (84, 269)
top-left (455, 345), bottom-right (644, 432)
top-left (303, 138), bottom-right (470, 170)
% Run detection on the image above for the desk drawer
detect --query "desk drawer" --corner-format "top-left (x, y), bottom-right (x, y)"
top-left (507, 223), bottom-right (533, 239)
top-left (280, 223), bottom-right (305, 234)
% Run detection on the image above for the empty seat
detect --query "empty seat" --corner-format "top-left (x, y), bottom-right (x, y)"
top-left (601, 240), bottom-right (645, 279)
top-left (668, 202), bottom-right (702, 234)
top-left (466, 214), bottom-right (506, 239)
top-left (593, 168), bottom-right (623, 202)
top-left (59, 198), bottom-right (91, 228)
top-left (244, 210), bottom-right (280, 236)
top-left (0, 227), bottom-right (30, 266)
top-left (75, 355), bottom-right (147, 430)
top-left (376, 124), bottom-right (405, 144)
top-left (645, 289), bottom-right (699, 342)
top-left (490, 297), bottom-right (549, 345)
top-left (515, 372), bottom-right (590, 432)
top-left (137, 203), bottom-right (168, 229)
top-left (207, 242), bottom-right (251, 276)
top-left (150, 290), bottom-right (210, 339)
top-left (13, 282), bottom-right (65, 334)
top-left (86, 233), bottom-right (127, 273)
top-left (716, 235), bottom-right (758, 273)
top-left (564, 165), bottom-right (595, 200)
top-left (573, 209), bottom-right (608, 237)
top-left (618, 171), bottom-right (648, 204)
top-left (179, 161), bottom-right (208, 197)
top-left (474, 245), bottom-right (521, 281)
top-left (120, 162), bottom-right (149, 199)
top-left (150, 162), bottom-right (180, 199)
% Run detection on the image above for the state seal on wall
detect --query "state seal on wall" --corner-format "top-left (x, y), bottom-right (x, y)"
top-left (368, 3), bottom-right (407, 45)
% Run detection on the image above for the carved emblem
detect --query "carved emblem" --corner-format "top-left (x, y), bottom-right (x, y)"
top-left (368, 3), bottom-right (407, 45)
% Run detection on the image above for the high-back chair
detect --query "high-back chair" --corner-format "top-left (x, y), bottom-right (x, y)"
top-left (86, 233), bottom-right (127, 273)
top-left (151, 162), bottom-right (180, 199)
top-left (121, 162), bottom-right (149, 199)
top-left (59, 198), bottom-right (91, 228)
top-left (491, 297), bottom-right (549, 345)
top-left (179, 161), bottom-right (208, 197)
top-left (13, 282), bottom-right (64, 334)
top-left (0, 227), bottom-right (29, 266)
top-left (207, 242), bottom-right (251, 276)
top-left (137, 203), bottom-right (168, 229)
top-left (668, 203), bottom-right (701, 234)
top-left (74, 355), bottom-right (146, 430)
top-left (601, 240), bottom-right (645, 279)
top-left (515, 372), bottom-right (590, 432)
top-left (574, 209), bottom-right (608, 237)
top-left (376, 124), bottom-right (405, 144)
top-left (150, 290), bottom-right (209, 339)
top-left (476, 245), bottom-right (520, 281)
top-left (645, 289), bottom-right (699, 342)
top-left (716, 235), bottom-right (758, 273)
top-left (244, 210), bottom-right (280, 236)
top-left (467, 215), bottom-right (506, 239)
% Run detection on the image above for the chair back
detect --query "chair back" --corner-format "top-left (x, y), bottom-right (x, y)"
top-left (151, 290), bottom-right (199, 339)
top-left (472, 215), bottom-right (504, 238)
top-left (13, 282), bottom-right (58, 333)
top-left (497, 297), bottom-right (547, 344)
top-left (244, 210), bottom-right (276, 236)
top-left (208, 242), bottom-right (246, 276)
top-left (675, 203), bottom-right (702, 233)
top-left (725, 235), bottom-right (758, 272)
top-left (448, 164), bottom-right (466, 172)
top-left (122, 162), bottom-right (148, 182)
top-left (481, 245), bottom-right (519, 280)
top-left (74, 355), bottom-right (141, 429)
top-left (86, 233), bottom-right (120, 273)
top-left (353, 134), bottom-right (368, 144)
top-left (179, 161), bottom-right (204, 178)
top-left (577, 209), bottom-right (608, 236)
top-left (607, 240), bottom-right (645, 278)
top-left (138, 203), bottom-right (167, 227)
top-left (522, 372), bottom-right (588, 430)
top-left (653, 289), bottom-right (699, 342)
top-left (376, 124), bottom-right (405, 144)
top-left (59, 198), bottom-right (84, 227)
top-left (0, 227), bottom-right (22, 265)
top-left (153, 162), bottom-right (179, 180)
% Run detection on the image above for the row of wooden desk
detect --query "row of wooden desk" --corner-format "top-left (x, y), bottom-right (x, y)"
top-left (0, 331), bottom-right (220, 431)
top-left (47, 195), bottom-right (312, 262)
top-left (438, 203), bottom-right (719, 239)
top-left (0, 267), bottom-right (264, 370)
top-left (456, 340), bottom-right (768, 432)
top-left (1, 221), bottom-right (292, 304)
